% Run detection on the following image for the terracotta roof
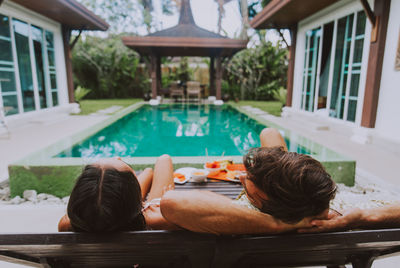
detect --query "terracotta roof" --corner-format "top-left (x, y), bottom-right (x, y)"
top-left (10, 0), bottom-right (109, 31)
top-left (250, 0), bottom-right (339, 29)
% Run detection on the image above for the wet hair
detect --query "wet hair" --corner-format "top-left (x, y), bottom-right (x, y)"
top-left (67, 165), bottom-right (146, 232)
top-left (243, 147), bottom-right (336, 223)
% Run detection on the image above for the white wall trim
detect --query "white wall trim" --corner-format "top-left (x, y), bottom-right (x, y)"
top-left (373, 0), bottom-right (400, 142)
top-left (0, 0), bottom-right (69, 117)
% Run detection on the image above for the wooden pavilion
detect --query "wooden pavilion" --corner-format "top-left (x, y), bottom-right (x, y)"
top-left (122, 0), bottom-right (248, 100)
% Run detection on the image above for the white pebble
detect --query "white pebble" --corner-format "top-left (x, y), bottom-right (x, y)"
top-left (23, 190), bottom-right (37, 203)
top-left (10, 196), bottom-right (23, 205)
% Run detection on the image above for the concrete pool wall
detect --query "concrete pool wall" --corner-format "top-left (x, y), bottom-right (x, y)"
top-left (8, 102), bottom-right (355, 197)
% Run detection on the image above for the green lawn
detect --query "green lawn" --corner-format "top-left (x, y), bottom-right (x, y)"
top-left (77, 99), bottom-right (141, 115)
top-left (77, 98), bottom-right (282, 117)
top-left (232, 101), bottom-right (283, 116)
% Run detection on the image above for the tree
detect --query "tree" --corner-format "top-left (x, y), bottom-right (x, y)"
top-left (76, 0), bottom-right (177, 34)
top-left (216, 0), bottom-right (225, 34)
top-left (77, 0), bottom-right (142, 34)
top-left (238, 0), bottom-right (249, 39)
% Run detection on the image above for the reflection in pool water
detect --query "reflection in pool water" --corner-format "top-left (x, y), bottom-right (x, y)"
top-left (56, 104), bottom-right (311, 158)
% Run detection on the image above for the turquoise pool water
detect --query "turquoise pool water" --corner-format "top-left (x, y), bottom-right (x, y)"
top-left (57, 104), bottom-right (311, 158)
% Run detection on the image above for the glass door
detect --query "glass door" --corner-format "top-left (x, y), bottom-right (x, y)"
top-left (300, 10), bottom-right (367, 123)
top-left (301, 27), bottom-right (321, 112)
top-left (45, 31), bottom-right (58, 106)
top-left (0, 14), bottom-right (19, 115)
top-left (31, 25), bottom-right (49, 109)
top-left (13, 18), bottom-right (36, 112)
top-left (316, 22), bottom-right (334, 112)
top-left (329, 11), bottom-right (366, 122)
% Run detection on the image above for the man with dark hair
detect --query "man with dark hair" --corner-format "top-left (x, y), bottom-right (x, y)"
top-left (241, 146), bottom-right (336, 223)
top-left (160, 128), bottom-right (337, 234)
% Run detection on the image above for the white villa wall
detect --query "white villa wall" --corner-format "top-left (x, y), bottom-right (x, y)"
top-left (0, 1), bottom-right (69, 121)
top-left (291, 0), bottom-right (372, 126)
top-left (374, 0), bottom-right (400, 142)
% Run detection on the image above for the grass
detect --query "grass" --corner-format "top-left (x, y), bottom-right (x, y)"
top-left (77, 99), bottom-right (142, 115)
top-left (232, 101), bottom-right (283, 116)
top-left (77, 98), bottom-right (283, 116)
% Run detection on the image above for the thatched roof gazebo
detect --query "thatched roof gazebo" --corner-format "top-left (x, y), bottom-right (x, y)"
top-left (122, 0), bottom-right (248, 100)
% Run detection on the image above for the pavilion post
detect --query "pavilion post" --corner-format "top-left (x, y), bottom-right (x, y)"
top-left (209, 57), bottom-right (215, 96)
top-left (215, 56), bottom-right (222, 100)
top-left (286, 25), bottom-right (297, 107)
top-left (150, 55), bottom-right (157, 99)
top-left (156, 55), bottom-right (161, 96)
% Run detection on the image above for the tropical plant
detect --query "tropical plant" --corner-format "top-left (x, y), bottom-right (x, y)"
top-left (72, 35), bottom-right (149, 99)
top-left (74, 86), bottom-right (91, 102)
top-left (225, 37), bottom-right (288, 100)
top-left (76, 0), bottom-right (177, 34)
top-left (273, 87), bottom-right (287, 106)
top-left (176, 57), bottom-right (193, 83)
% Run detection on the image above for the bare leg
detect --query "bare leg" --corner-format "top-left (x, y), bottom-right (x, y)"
top-left (137, 168), bottom-right (153, 199)
top-left (259, 128), bottom-right (288, 151)
top-left (146, 154), bottom-right (175, 201)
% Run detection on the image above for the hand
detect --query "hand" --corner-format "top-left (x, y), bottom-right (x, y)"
top-left (297, 208), bottom-right (363, 233)
top-left (58, 214), bottom-right (72, 232)
top-left (162, 184), bottom-right (174, 196)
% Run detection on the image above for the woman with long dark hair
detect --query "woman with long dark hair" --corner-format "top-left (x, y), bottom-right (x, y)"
top-left (58, 154), bottom-right (178, 232)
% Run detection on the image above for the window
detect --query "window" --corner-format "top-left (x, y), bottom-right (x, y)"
top-left (13, 18), bottom-right (35, 112)
top-left (46, 31), bottom-right (58, 106)
top-left (0, 13), bottom-right (59, 116)
top-left (0, 14), bottom-right (18, 115)
top-left (301, 27), bottom-right (321, 112)
top-left (300, 10), bottom-right (367, 123)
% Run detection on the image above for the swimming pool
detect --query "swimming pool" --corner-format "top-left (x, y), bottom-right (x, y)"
top-left (9, 102), bottom-right (355, 198)
top-left (56, 104), bottom-right (311, 158)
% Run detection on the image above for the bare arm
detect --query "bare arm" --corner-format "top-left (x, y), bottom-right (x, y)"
top-left (298, 204), bottom-right (400, 233)
top-left (160, 190), bottom-right (312, 235)
top-left (143, 205), bottom-right (181, 230)
top-left (137, 168), bottom-right (153, 199)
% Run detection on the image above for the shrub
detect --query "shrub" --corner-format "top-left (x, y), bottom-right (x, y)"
top-left (74, 86), bottom-right (91, 102)
top-left (225, 39), bottom-right (287, 101)
top-left (72, 35), bottom-right (149, 99)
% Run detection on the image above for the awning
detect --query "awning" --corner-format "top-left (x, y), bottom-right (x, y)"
top-left (10, 0), bottom-right (109, 31)
top-left (250, 0), bottom-right (339, 29)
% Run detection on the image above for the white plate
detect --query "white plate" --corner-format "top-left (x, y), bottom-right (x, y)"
top-left (174, 167), bottom-right (196, 184)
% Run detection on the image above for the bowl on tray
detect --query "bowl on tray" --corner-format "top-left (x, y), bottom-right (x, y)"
top-left (190, 169), bottom-right (209, 183)
top-left (204, 161), bottom-right (221, 173)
